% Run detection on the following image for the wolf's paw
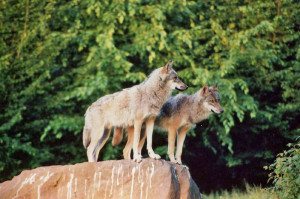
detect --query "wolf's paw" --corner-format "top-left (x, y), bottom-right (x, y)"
top-left (170, 158), bottom-right (177, 164)
top-left (149, 152), bottom-right (161, 160)
top-left (123, 151), bottom-right (131, 160)
top-left (176, 159), bottom-right (182, 165)
top-left (133, 154), bottom-right (142, 163)
top-left (124, 155), bottom-right (131, 160)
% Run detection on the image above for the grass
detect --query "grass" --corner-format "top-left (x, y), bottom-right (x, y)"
top-left (203, 185), bottom-right (279, 199)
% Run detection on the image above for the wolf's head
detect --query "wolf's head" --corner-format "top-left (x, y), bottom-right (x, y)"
top-left (159, 60), bottom-right (188, 91)
top-left (200, 85), bottom-right (224, 114)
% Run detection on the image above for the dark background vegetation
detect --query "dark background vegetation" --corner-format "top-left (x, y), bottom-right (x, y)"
top-left (0, 0), bottom-right (299, 194)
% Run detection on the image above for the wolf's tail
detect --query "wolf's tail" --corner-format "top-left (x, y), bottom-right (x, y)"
top-left (112, 127), bottom-right (123, 146)
top-left (83, 127), bottom-right (91, 148)
top-left (83, 108), bottom-right (92, 148)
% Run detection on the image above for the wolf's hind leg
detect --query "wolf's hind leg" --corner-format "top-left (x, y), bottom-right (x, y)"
top-left (145, 117), bottom-right (161, 159)
top-left (175, 125), bottom-right (190, 165)
top-left (93, 128), bottom-right (111, 162)
top-left (87, 139), bottom-right (97, 162)
top-left (87, 127), bottom-right (111, 162)
top-left (112, 127), bottom-right (123, 146)
top-left (168, 128), bottom-right (177, 163)
top-left (87, 127), bottom-right (102, 162)
top-left (123, 126), bottom-right (134, 160)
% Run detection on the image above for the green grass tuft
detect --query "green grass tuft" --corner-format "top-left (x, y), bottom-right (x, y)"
top-left (204, 185), bottom-right (279, 199)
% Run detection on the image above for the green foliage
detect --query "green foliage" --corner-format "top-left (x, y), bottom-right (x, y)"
top-left (204, 185), bottom-right (278, 199)
top-left (0, 0), bottom-right (299, 192)
top-left (266, 138), bottom-right (300, 199)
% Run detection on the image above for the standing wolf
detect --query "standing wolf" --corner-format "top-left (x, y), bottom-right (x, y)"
top-left (113, 85), bottom-right (223, 164)
top-left (83, 61), bottom-right (188, 162)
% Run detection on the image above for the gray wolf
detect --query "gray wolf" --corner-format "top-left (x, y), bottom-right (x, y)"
top-left (113, 85), bottom-right (223, 164)
top-left (83, 61), bottom-right (188, 162)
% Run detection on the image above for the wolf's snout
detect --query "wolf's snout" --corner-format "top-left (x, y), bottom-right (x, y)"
top-left (212, 108), bottom-right (224, 114)
top-left (182, 85), bottom-right (188, 90)
top-left (177, 84), bottom-right (188, 91)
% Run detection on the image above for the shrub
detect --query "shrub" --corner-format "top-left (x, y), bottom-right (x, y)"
top-left (267, 137), bottom-right (300, 199)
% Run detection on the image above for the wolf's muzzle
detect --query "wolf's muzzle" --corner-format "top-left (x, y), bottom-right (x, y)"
top-left (211, 109), bottom-right (224, 114)
top-left (176, 85), bottom-right (188, 91)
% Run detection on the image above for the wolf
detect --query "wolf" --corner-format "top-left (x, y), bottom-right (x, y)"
top-left (82, 61), bottom-right (188, 162)
top-left (113, 85), bottom-right (223, 164)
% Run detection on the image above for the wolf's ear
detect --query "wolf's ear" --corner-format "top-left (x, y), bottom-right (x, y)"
top-left (200, 85), bottom-right (209, 96)
top-left (162, 60), bottom-right (173, 73)
top-left (210, 85), bottom-right (218, 91)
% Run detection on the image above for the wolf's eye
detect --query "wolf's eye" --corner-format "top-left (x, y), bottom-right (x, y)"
top-left (173, 76), bottom-right (178, 80)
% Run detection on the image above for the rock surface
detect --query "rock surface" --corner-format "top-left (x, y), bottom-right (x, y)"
top-left (0, 158), bottom-right (201, 199)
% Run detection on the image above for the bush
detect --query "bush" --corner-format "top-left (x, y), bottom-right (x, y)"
top-left (267, 138), bottom-right (300, 199)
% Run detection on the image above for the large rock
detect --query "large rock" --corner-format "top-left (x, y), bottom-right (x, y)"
top-left (0, 159), bottom-right (201, 199)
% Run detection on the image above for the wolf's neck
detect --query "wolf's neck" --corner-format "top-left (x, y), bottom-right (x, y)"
top-left (142, 74), bottom-right (172, 110)
top-left (189, 94), bottom-right (211, 123)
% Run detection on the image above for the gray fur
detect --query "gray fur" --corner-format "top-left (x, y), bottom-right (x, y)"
top-left (83, 61), bottom-right (188, 162)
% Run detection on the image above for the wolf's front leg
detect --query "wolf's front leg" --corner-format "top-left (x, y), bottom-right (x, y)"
top-left (175, 125), bottom-right (189, 165)
top-left (145, 117), bottom-right (161, 159)
top-left (123, 126), bottom-right (134, 160)
top-left (133, 120), bottom-right (143, 162)
top-left (138, 127), bottom-right (146, 155)
top-left (168, 128), bottom-right (177, 163)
